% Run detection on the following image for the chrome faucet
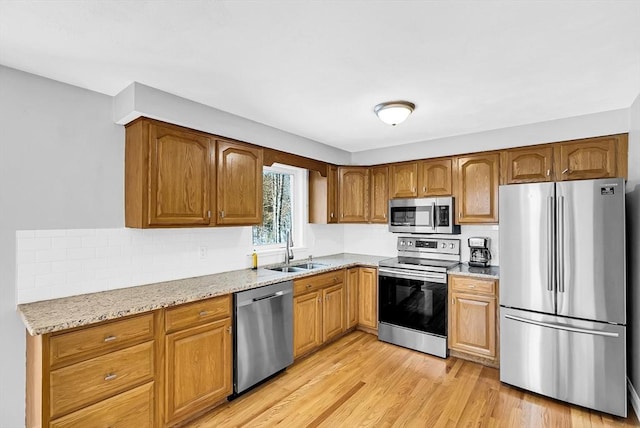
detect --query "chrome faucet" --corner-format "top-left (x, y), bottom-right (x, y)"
top-left (284, 230), bottom-right (294, 265)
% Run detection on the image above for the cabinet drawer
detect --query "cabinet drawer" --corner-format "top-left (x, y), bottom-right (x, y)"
top-left (450, 276), bottom-right (496, 295)
top-left (294, 270), bottom-right (344, 296)
top-left (165, 295), bottom-right (231, 333)
top-left (49, 313), bottom-right (154, 367)
top-left (49, 341), bottom-right (154, 418)
top-left (50, 382), bottom-right (154, 428)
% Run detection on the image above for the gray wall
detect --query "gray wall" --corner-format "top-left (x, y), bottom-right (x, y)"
top-left (0, 65), bottom-right (124, 426)
top-left (627, 92), bottom-right (640, 409)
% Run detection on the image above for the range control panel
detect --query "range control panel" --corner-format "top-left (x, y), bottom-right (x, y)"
top-left (397, 237), bottom-right (460, 255)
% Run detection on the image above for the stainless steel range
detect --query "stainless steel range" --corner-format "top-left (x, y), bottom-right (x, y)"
top-left (378, 237), bottom-right (460, 358)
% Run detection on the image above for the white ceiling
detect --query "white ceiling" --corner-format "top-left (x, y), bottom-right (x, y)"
top-left (1, 1), bottom-right (639, 152)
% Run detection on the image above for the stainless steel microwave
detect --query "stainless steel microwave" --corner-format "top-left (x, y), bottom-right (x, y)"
top-left (388, 197), bottom-right (460, 234)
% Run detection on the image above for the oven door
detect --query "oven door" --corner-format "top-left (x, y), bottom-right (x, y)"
top-left (378, 268), bottom-right (447, 337)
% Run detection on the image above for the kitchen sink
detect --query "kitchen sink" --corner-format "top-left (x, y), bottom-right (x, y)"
top-left (266, 266), bottom-right (309, 273)
top-left (292, 262), bottom-right (327, 270)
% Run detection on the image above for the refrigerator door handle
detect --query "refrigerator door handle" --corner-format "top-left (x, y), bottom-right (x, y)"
top-left (547, 196), bottom-right (555, 292)
top-left (504, 314), bottom-right (619, 337)
top-left (431, 202), bottom-right (436, 230)
top-left (557, 195), bottom-right (565, 293)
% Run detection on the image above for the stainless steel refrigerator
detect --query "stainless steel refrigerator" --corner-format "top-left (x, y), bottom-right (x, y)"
top-left (499, 177), bottom-right (627, 417)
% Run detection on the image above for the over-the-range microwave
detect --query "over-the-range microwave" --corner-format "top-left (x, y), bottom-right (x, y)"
top-left (388, 197), bottom-right (460, 234)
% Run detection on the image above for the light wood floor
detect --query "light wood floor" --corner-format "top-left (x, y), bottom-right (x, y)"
top-left (187, 331), bottom-right (640, 427)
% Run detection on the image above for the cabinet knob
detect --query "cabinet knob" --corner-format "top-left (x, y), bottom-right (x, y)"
top-left (468, 285), bottom-right (475, 289)
top-left (199, 311), bottom-right (208, 317)
top-left (103, 335), bottom-right (117, 343)
top-left (423, 186), bottom-right (426, 192)
top-left (452, 298), bottom-right (455, 305)
top-left (220, 210), bottom-right (225, 218)
top-left (306, 284), bottom-right (311, 288)
top-left (104, 373), bottom-right (118, 381)
top-left (227, 326), bottom-right (233, 334)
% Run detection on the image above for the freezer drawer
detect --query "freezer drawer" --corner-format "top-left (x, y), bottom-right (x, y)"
top-left (500, 307), bottom-right (626, 417)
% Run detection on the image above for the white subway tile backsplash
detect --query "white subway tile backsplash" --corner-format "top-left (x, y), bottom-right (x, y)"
top-left (65, 229), bottom-right (96, 237)
top-left (34, 230), bottom-right (65, 238)
top-left (35, 272), bottom-right (66, 288)
top-left (67, 247), bottom-right (96, 260)
top-left (16, 250), bottom-right (35, 264)
top-left (19, 237), bottom-right (52, 251)
top-left (52, 236), bottom-right (83, 249)
top-left (35, 248), bottom-right (66, 263)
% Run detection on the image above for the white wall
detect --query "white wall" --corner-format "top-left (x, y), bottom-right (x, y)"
top-left (626, 91), bottom-right (640, 415)
top-left (352, 109), bottom-right (630, 165)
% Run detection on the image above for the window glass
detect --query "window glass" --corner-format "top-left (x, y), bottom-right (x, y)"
top-left (253, 167), bottom-right (294, 246)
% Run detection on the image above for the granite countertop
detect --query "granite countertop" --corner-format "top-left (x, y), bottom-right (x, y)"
top-left (448, 263), bottom-right (500, 280)
top-left (18, 253), bottom-right (387, 336)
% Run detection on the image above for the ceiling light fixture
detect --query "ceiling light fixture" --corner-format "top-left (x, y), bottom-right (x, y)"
top-left (374, 101), bottom-right (415, 126)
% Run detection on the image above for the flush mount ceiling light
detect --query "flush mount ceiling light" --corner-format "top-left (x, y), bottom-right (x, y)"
top-left (374, 101), bottom-right (415, 126)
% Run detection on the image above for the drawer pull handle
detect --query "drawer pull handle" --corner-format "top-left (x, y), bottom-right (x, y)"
top-left (468, 285), bottom-right (476, 288)
top-left (104, 373), bottom-right (118, 381)
top-left (103, 335), bottom-right (117, 343)
top-left (199, 311), bottom-right (208, 317)
top-left (306, 284), bottom-right (311, 288)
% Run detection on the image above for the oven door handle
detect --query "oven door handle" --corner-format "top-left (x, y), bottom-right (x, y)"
top-left (378, 268), bottom-right (447, 283)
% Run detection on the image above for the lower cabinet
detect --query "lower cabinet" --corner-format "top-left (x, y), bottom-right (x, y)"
top-left (357, 267), bottom-right (378, 330)
top-left (293, 270), bottom-right (346, 358)
top-left (346, 268), bottom-right (359, 328)
top-left (164, 296), bottom-right (232, 427)
top-left (448, 275), bottom-right (498, 361)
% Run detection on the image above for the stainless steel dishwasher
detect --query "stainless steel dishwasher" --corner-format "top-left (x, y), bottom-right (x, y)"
top-left (233, 280), bottom-right (293, 395)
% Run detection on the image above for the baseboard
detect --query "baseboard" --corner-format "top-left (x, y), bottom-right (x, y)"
top-left (629, 378), bottom-right (640, 420)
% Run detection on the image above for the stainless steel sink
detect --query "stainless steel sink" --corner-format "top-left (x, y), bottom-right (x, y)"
top-left (292, 262), bottom-right (327, 270)
top-left (266, 266), bottom-right (309, 273)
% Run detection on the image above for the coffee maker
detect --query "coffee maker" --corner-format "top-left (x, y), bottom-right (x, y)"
top-left (468, 237), bottom-right (492, 267)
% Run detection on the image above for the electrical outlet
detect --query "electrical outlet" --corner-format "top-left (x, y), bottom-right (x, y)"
top-left (199, 246), bottom-right (207, 259)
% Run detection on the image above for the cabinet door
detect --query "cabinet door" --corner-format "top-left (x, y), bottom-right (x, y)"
top-left (216, 140), bottom-right (263, 225)
top-left (322, 283), bottom-right (345, 343)
top-left (418, 159), bottom-right (452, 196)
top-left (358, 268), bottom-right (378, 329)
top-left (389, 162), bottom-right (418, 198)
top-left (338, 167), bottom-right (369, 223)
top-left (165, 318), bottom-right (232, 425)
top-left (455, 153), bottom-right (499, 223)
top-left (148, 123), bottom-right (213, 226)
top-left (369, 166), bottom-right (389, 224)
top-left (346, 268), bottom-right (359, 329)
top-left (503, 146), bottom-right (553, 184)
top-left (555, 136), bottom-right (618, 181)
top-left (293, 291), bottom-right (322, 358)
top-left (449, 292), bottom-right (496, 358)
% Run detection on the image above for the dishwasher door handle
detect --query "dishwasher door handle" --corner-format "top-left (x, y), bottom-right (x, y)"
top-left (236, 289), bottom-right (291, 307)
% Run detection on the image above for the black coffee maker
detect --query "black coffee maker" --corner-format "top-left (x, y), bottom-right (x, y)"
top-left (468, 237), bottom-right (491, 267)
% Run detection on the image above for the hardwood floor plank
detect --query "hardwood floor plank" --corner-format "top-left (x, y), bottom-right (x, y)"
top-left (186, 331), bottom-right (640, 428)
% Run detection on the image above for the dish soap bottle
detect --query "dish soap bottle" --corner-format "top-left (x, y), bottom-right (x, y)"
top-left (252, 249), bottom-right (258, 270)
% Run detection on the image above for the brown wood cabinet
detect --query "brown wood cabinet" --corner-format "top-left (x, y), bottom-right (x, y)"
top-left (449, 275), bottom-right (498, 360)
top-left (369, 166), bottom-right (389, 223)
top-left (418, 158), bottom-right (452, 196)
top-left (309, 165), bottom-right (339, 224)
top-left (338, 167), bottom-right (369, 222)
top-left (357, 267), bottom-right (378, 330)
top-left (125, 119), bottom-right (214, 228)
top-left (455, 153), bottom-right (500, 224)
top-left (389, 162), bottom-right (418, 198)
top-left (346, 268), bottom-right (359, 329)
top-left (554, 134), bottom-right (627, 181)
top-left (164, 295), bottom-right (232, 427)
top-left (26, 313), bottom-right (159, 428)
top-left (502, 145), bottom-right (553, 184)
top-left (293, 270), bottom-right (346, 358)
top-left (216, 139), bottom-right (263, 225)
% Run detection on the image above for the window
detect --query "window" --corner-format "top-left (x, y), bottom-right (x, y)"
top-left (252, 164), bottom-right (305, 248)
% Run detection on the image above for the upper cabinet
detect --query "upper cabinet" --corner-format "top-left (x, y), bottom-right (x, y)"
top-left (309, 165), bottom-right (339, 224)
top-left (216, 139), bottom-right (263, 225)
top-left (125, 118), bottom-right (262, 228)
top-left (418, 158), bottom-right (452, 196)
top-left (389, 162), bottom-right (418, 198)
top-left (455, 153), bottom-right (500, 224)
top-left (126, 119), bottom-right (214, 228)
top-left (554, 134), bottom-right (627, 181)
top-left (338, 167), bottom-right (369, 223)
top-left (369, 166), bottom-right (389, 224)
top-left (502, 146), bottom-right (553, 184)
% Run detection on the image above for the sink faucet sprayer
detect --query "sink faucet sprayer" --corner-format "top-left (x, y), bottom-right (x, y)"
top-left (284, 230), bottom-right (294, 265)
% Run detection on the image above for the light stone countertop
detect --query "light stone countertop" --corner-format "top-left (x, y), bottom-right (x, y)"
top-left (18, 253), bottom-right (387, 336)
top-left (448, 263), bottom-right (500, 280)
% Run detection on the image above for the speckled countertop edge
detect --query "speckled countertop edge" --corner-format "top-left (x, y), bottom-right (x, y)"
top-left (18, 253), bottom-right (387, 336)
top-left (448, 263), bottom-right (500, 280)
